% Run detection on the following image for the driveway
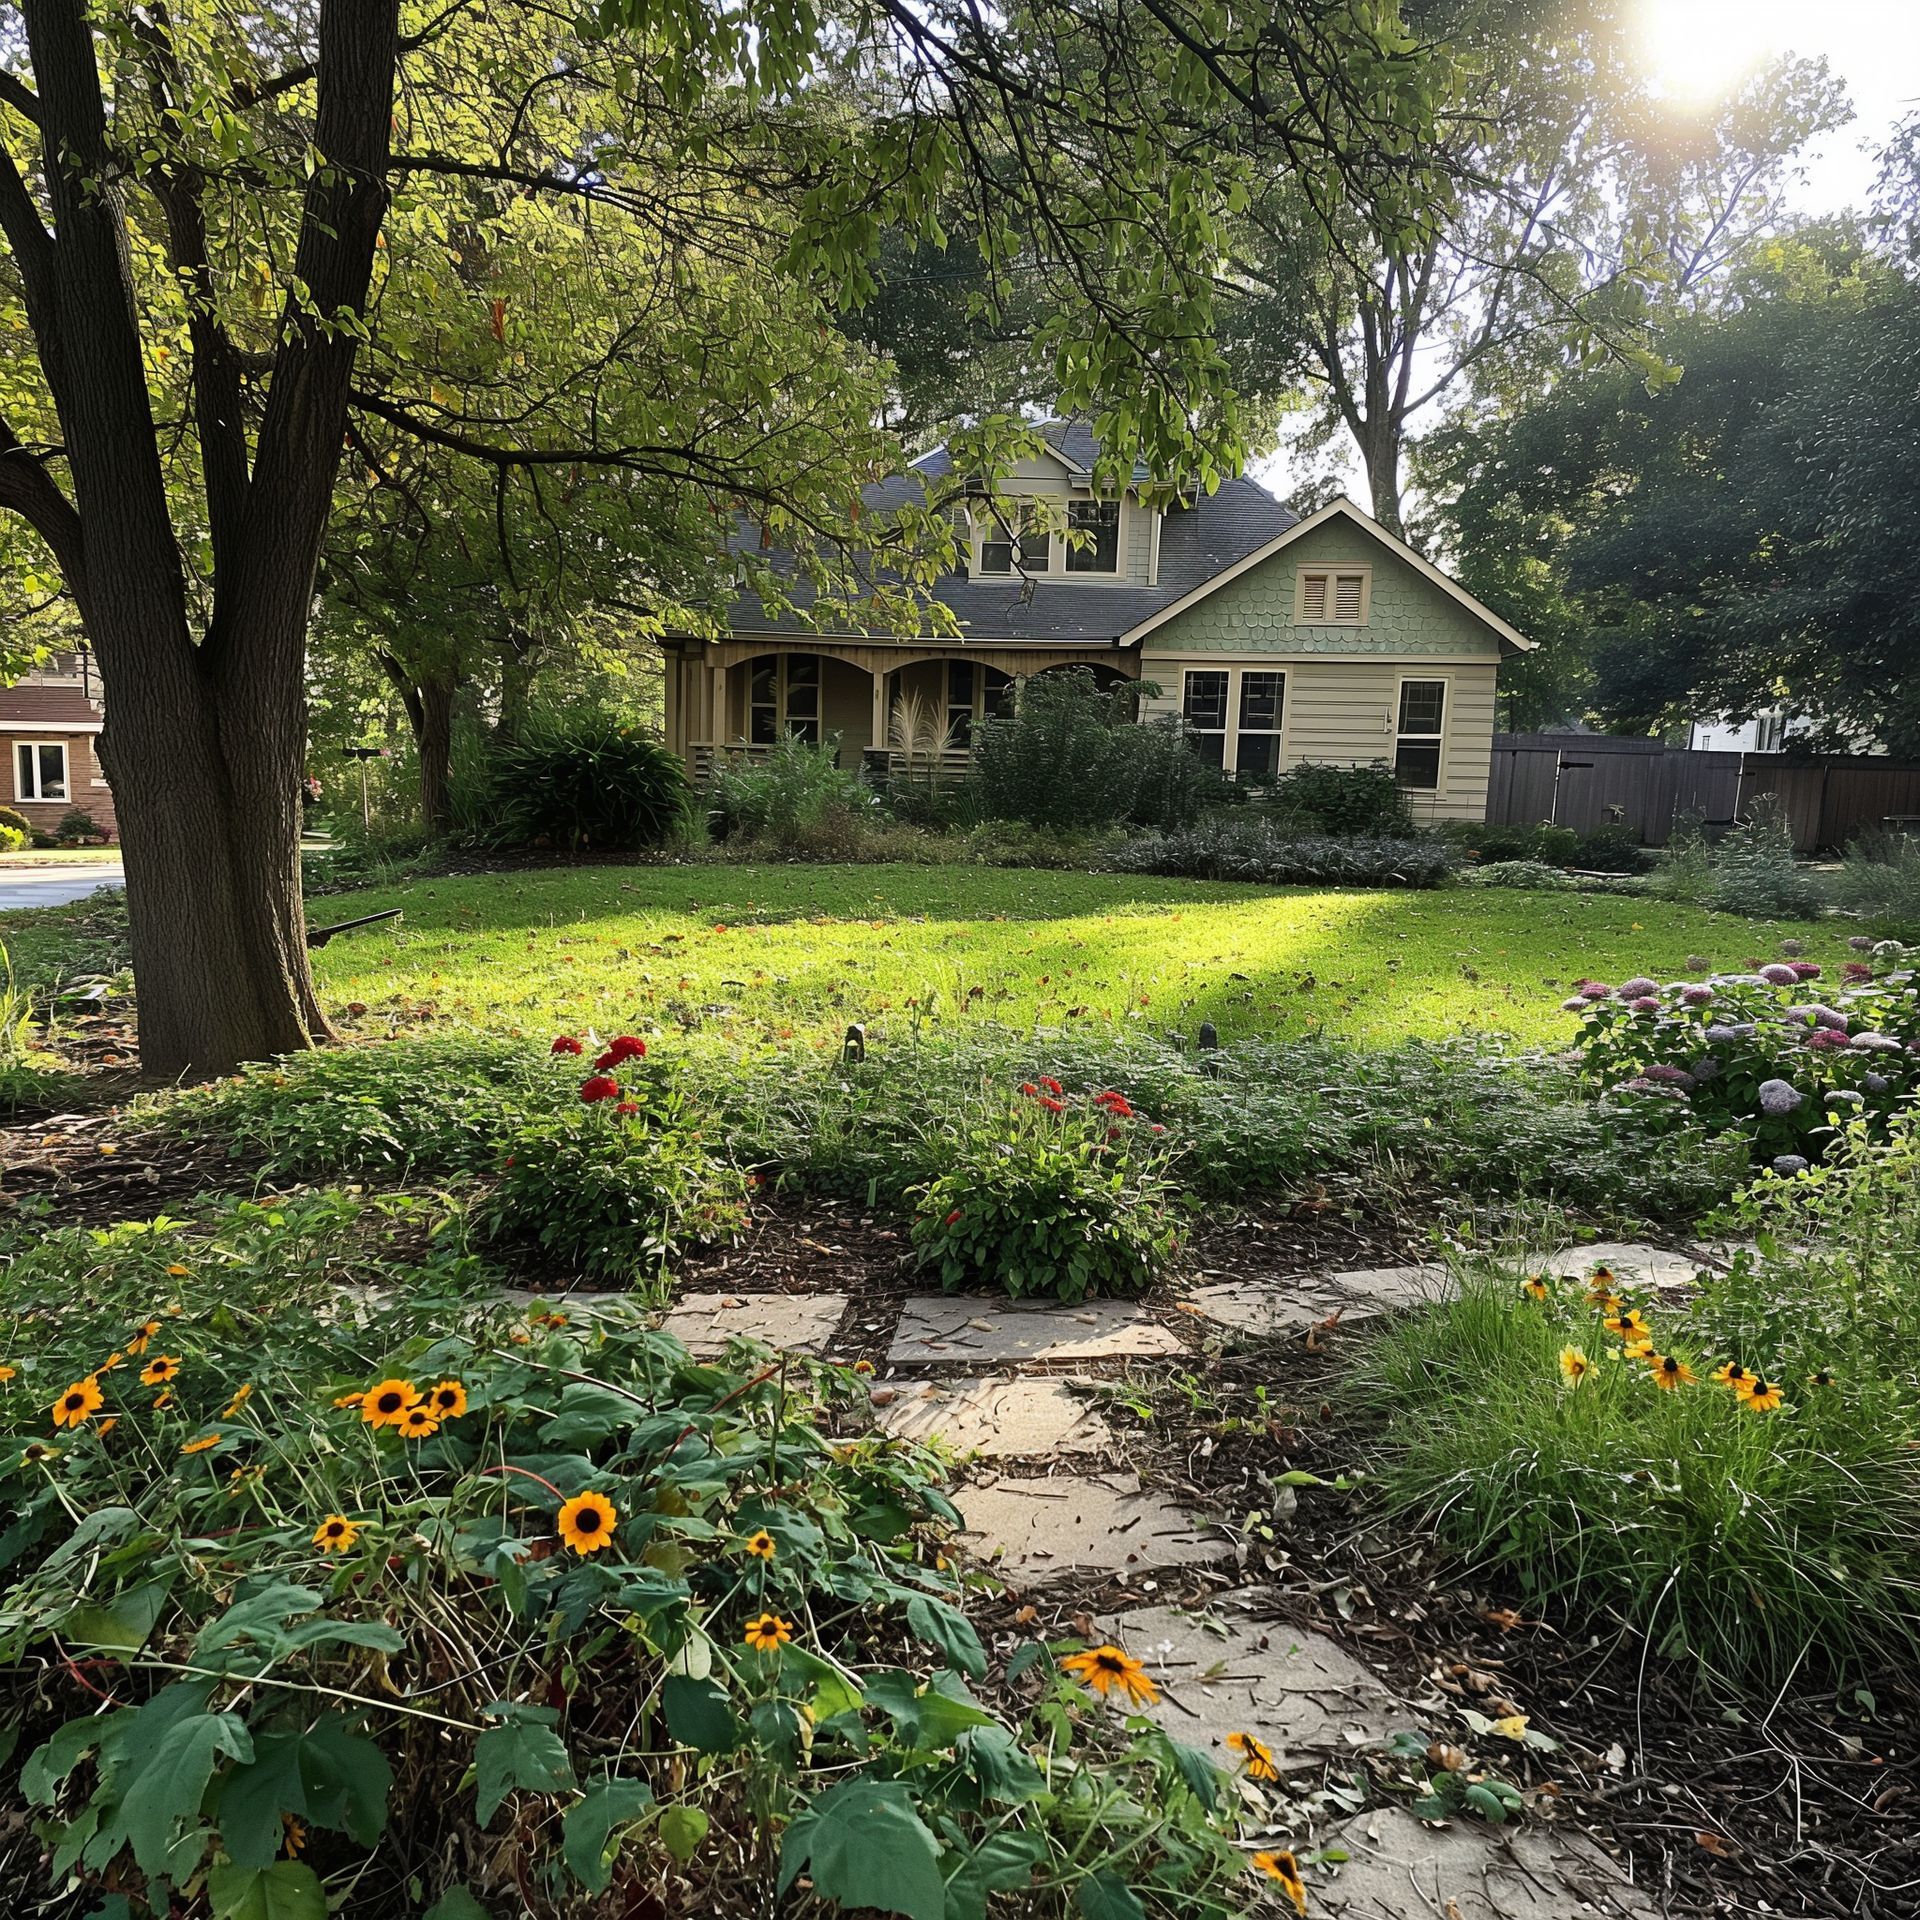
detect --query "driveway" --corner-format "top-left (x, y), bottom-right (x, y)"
top-left (0, 861), bottom-right (125, 911)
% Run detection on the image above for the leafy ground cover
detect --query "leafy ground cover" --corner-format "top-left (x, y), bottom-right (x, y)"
top-left (288, 864), bottom-right (1867, 1053)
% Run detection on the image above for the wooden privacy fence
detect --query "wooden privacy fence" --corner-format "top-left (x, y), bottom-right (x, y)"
top-left (1488, 735), bottom-right (1920, 852)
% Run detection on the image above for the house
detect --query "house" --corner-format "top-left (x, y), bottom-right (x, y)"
top-left (662, 423), bottom-right (1533, 821)
top-left (0, 648), bottom-right (116, 838)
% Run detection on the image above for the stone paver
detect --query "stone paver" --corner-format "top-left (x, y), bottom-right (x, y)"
top-left (1108, 1599), bottom-right (1402, 1763)
top-left (876, 1377), bottom-right (1112, 1458)
top-left (955, 1471), bottom-right (1219, 1577)
top-left (656, 1292), bottom-right (848, 1358)
top-left (889, 1295), bottom-right (1185, 1364)
top-left (1313, 1807), bottom-right (1654, 1918)
top-left (1532, 1242), bottom-right (1707, 1295)
top-left (1186, 1263), bottom-right (1448, 1336)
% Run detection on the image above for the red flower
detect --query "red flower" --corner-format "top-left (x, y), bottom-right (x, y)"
top-left (1094, 1090), bottom-right (1134, 1117)
top-left (1040, 1077), bottom-right (1063, 1096)
top-left (615, 1099), bottom-right (640, 1117)
top-left (1019, 1082), bottom-right (1038, 1096)
top-left (1037, 1096), bottom-right (1065, 1113)
top-left (551, 1036), bottom-right (583, 1056)
top-left (944, 1209), bottom-right (963, 1226)
top-left (579, 1075), bottom-right (620, 1103)
top-left (596, 1035), bottom-right (647, 1070)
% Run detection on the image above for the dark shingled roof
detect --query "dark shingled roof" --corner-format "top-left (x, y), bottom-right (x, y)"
top-left (726, 421), bottom-right (1296, 646)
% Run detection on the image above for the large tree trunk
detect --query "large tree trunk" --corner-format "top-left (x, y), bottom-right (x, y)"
top-left (416, 679), bottom-right (455, 836)
top-left (1354, 415), bottom-right (1406, 538)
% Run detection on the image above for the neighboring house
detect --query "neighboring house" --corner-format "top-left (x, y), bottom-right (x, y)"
top-left (1688, 711), bottom-right (1791, 754)
top-left (662, 423), bottom-right (1533, 821)
top-left (0, 648), bottom-right (116, 838)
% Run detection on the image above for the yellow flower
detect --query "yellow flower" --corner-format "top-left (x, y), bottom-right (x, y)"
top-left (1646, 1352), bottom-right (1696, 1391)
top-left (1520, 1275), bottom-right (1549, 1303)
top-left (557, 1490), bottom-right (618, 1555)
top-left (1711, 1362), bottom-right (1755, 1393)
top-left (98, 1351), bottom-right (125, 1372)
top-left (397, 1403), bottom-right (441, 1441)
top-left (744, 1529), bottom-right (777, 1561)
top-left (283, 1814), bottom-right (306, 1855)
top-left (1490, 1713), bottom-right (1530, 1739)
top-left (51, 1377), bottom-right (104, 1429)
top-left (21, 1442), bottom-right (60, 1465)
top-left (180, 1434), bottom-right (221, 1455)
top-left (427, 1379), bottom-right (467, 1419)
top-left (0, 1364), bottom-right (15, 1382)
top-left (313, 1514), bottom-right (361, 1553)
top-left (331, 1391), bottom-right (365, 1409)
top-left (1061, 1643), bottom-right (1160, 1708)
top-left (165, 1264), bottom-right (190, 1277)
top-left (96, 1417), bottom-right (118, 1438)
top-left (1741, 1378), bottom-right (1785, 1413)
top-left (1225, 1729), bottom-right (1279, 1781)
top-left (1622, 1337), bottom-right (1655, 1360)
top-left (852, 1359), bottom-right (875, 1376)
top-left (151, 1390), bottom-right (175, 1411)
top-left (139, 1355), bottom-right (181, 1387)
top-left (361, 1379), bottom-right (418, 1429)
top-left (222, 1383), bottom-right (254, 1419)
top-left (1586, 1266), bottom-right (1618, 1299)
top-left (1251, 1851), bottom-right (1308, 1915)
top-left (1558, 1345), bottom-right (1592, 1386)
top-left (1602, 1308), bottom-right (1649, 1342)
top-left (742, 1611), bottom-right (793, 1652)
top-left (127, 1320), bottom-right (161, 1355)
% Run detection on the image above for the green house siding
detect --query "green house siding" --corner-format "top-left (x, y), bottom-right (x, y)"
top-left (1135, 516), bottom-right (1508, 822)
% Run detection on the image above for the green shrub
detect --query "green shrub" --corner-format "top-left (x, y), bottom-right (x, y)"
top-left (706, 734), bottom-right (877, 850)
top-left (1104, 817), bottom-right (1456, 888)
top-left (480, 715), bottom-right (691, 851)
top-left (1657, 797), bottom-right (1821, 919)
top-left (1122, 718), bottom-right (1238, 830)
top-left (0, 802), bottom-right (30, 839)
top-left (54, 805), bottom-right (102, 842)
top-left (910, 1079), bottom-right (1181, 1299)
top-left (971, 668), bottom-right (1143, 830)
top-left (0, 822), bottom-right (25, 853)
top-left (1571, 823), bottom-right (1648, 872)
top-left (1264, 761), bottom-right (1411, 836)
top-left (0, 1195), bottom-right (1251, 1919)
top-left (1461, 859), bottom-right (1578, 890)
top-left (1829, 828), bottom-right (1920, 927)
top-left (1440, 820), bottom-right (1582, 866)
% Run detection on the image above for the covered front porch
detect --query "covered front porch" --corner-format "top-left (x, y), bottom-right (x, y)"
top-left (662, 638), bottom-right (1137, 779)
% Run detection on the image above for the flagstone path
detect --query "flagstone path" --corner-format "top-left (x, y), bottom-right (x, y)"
top-left (643, 1239), bottom-right (1706, 1915)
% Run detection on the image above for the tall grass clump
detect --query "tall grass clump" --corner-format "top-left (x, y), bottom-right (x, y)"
top-left (1353, 1125), bottom-right (1920, 1686)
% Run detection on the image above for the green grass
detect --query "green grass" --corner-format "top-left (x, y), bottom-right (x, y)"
top-left (293, 863), bottom-right (1864, 1052)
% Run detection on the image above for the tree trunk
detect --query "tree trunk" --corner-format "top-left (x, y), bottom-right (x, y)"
top-left (416, 679), bottom-right (454, 837)
top-left (1355, 418), bottom-right (1406, 538)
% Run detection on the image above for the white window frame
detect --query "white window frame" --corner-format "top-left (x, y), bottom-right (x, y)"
top-left (1176, 665), bottom-right (1289, 778)
top-left (14, 738), bottom-right (69, 802)
top-left (1233, 669), bottom-right (1287, 782)
top-left (744, 653), bottom-right (823, 747)
top-left (1181, 669), bottom-right (1230, 767)
top-left (971, 503), bottom-right (1050, 577)
top-left (1295, 565), bottom-right (1371, 626)
top-left (971, 494), bottom-right (1134, 581)
top-left (1064, 498), bottom-right (1122, 575)
top-left (1392, 675), bottom-right (1448, 792)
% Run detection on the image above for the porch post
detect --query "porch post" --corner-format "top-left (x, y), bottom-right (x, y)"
top-left (871, 667), bottom-right (890, 760)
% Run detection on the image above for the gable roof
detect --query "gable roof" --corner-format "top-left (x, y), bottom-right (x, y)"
top-left (1120, 495), bottom-right (1536, 654)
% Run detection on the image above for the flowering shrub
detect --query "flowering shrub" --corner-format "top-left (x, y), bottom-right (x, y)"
top-left (0, 1199), bottom-right (1251, 1919)
top-left (909, 1081), bottom-right (1182, 1300)
top-left (1564, 941), bottom-right (1920, 1161)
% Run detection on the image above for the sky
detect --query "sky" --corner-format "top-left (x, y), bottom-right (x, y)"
top-left (1257, 0), bottom-right (1920, 500)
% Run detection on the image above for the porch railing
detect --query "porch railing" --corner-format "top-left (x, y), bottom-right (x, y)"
top-left (688, 741), bottom-right (976, 782)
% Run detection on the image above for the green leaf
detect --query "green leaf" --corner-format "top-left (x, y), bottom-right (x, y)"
top-left (63, 1583), bottom-right (168, 1655)
top-left (421, 1889), bottom-right (492, 1920)
top-left (215, 1716), bottom-right (392, 1866)
top-left (865, 1669), bottom-right (997, 1750)
top-left (207, 1861), bottom-right (327, 1920)
top-left (778, 1779), bottom-right (946, 1920)
top-left (474, 1711), bottom-right (575, 1826)
top-left (942, 1828), bottom-right (1047, 1920)
top-left (562, 1777), bottom-right (652, 1892)
top-left (905, 1594), bottom-right (986, 1679)
top-left (661, 1674), bottom-right (743, 1755)
top-left (956, 1725), bottom-right (1045, 1805)
top-left (657, 1801), bottom-right (709, 1864)
top-left (117, 1710), bottom-right (252, 1878)
top-left (23, 1713), bottom-right (119, 1804)
top-left (1077, 1871), bottom-right (1147, 1920)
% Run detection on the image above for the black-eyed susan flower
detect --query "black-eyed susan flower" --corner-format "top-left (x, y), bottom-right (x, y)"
top-left (397, 1403), bottom-right (441, 1441)
top-left (139, 1355), bottom-right (181, 1387)
top-left (1712, 1362), bottom-right (1755, 1393)
top-left (1741, 1378), bottom-right (1785, 1413)
top-left (427, 1379), bottom-right (467, 1419)
top-left (1602, 1308), bottom-right (1649, 1342)
top-left (331, 1391), bottom-right (364, 1409)
top-left (1520, 1275), bottom-right (1549, 1303)
top-left (1251, 1851), bottom-right (1308, 1915)
top-left (222, 1383), bottom-right (254, 1419)
top-left (1807, 1367), bottom-right (1836, 1389)
top-left (1646, 1352), bottom-right (1696, 1391)
top-left (165, 1264), bottom-right (190, 1278)
top-left (557, 1490), bottom-right (618, 1555)
top-left (313, 1514), bottom-right (361, 1553)
top-left (0, 1364), bottom-right (15, 1382)
top-left (1226, 1730), bottom-right (1279, 1781)
top-left (1586, 1267), bottom-right (1618, 1305)
top-left (1558, 1345), bottom-right (1593, 1385)
top-left (361, 1379), bottom-right (418, 1429)
top-left (180, 1434), bottom-right (220, 1455)
top-left (21, 1442), bottom-right (60, 1465)
top-left (51, 1377), bottom-right (103, 1429)
top-left (151, 1390), bottom-right (175, 1410)
top-left (128, 1320), bottom-right (161, 1355)
top-left (744, 1529), bottom-right (777, 1561)
top-left (98, 1351), bottom-right (125, 1372)
top-left (1060, 1644), bottom-right (1159, 1707)
top-left (283, 1814), bottom-right (306, 1855)
top-left (742, 1611), bottom-right (792, 1651)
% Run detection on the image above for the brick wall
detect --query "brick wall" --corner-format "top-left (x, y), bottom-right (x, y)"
top-left (1, 731), bottom-right (117, 839)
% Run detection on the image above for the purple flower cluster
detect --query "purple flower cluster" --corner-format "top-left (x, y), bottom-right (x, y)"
top-left (1758, 963), bottom-right (1801, 987)
top-left (1757, 1078), bottom-right (1804, 1116)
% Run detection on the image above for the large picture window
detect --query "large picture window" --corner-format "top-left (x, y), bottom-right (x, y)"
top-left (1064, 499), bottom-right (1121, 574)
top-left (1394, 678), bottom-right (1446, 790)
top-left (15, 739), bottom-right (68, 802)
top-left (1182, 670), bottom-right (1229, 767)
top-left (1235, 672), bottom-right (1285, 780)
top-left (746, 654), bottom-right (822, 746)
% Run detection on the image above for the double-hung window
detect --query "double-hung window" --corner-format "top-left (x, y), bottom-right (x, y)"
top-left (1394, 679), bottom-right (1446, 790)
top-left (1064, 499), bottom-right (1120, 574)
top-left (1235, 672), bottom-right (1285, 780)
top-left (1182, 670), bottom-right (1229, 767)
top-left (15, 740), bottom-right (68, 802)
top-left (943, 660), bottom-right (1015, 749)
top-left (976, 506), bottom-right (1043, 576)
top-left (747, 654), bottom-right (822, 746)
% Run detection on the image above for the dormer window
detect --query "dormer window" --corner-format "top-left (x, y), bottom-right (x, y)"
top-left (975, 505), bottom-right (1043, 577)
top-left (1065, 499), bottom-right (1120, 574)
top-left (1296, 566), bottom-right (1369, 625)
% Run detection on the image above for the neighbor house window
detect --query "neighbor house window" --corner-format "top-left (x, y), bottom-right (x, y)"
top-left (1394, 678), bottom-right (1445, 790)
top-left (15, 739), bottom-right (68, 802)
top-left (1064, 499), bottom-right (1121, 574)
top-left (1183, 670), bottom-right (1228, 766)
top-left (1235, 671), bottom-right (1285, 781)
top-left (975, 505), bottom-right (1044, 576)
top-left (746, 653), bottom-right (822, 746)
top-left (1297, 567), bottom-right (1369, 625)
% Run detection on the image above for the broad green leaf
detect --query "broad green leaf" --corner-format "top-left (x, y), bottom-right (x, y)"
top-left (661, 1674), bottom-right (742, 1755)
top-left (905, 1594), bottom-right (986, 1679)
top-left (561, 1777), bottom-right (652, 1892)
top-left (1077, 1871), bottom-right (1147, 1920)
top-left (474, 1712), bottom-right (575, 1826)
top-left (956, 1725), bottom-right (1045, 1805)
top-left (942, 1827), bottom-right (1048, 1920)
top-left (657, 1801), bottom-right (708, 1864)
top-left (195, 1583), bottom-right (322, 1655)
top-left (778, 1779), bottom-right (946, 1920)
top-left (421, 1888), bottom-right (492, 1920)
top-left (119, 1711), bottom-right (253, 1877)
top-left (207, 1861), bottom-right (327, 1920)
top-left (215, 1716), bottom-right (392, 1866)
top-left (63, 1584), bottom-right (168, 1655)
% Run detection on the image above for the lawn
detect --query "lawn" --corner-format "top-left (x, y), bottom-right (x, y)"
top-left (285, 863), bottom-right (1862, 1053)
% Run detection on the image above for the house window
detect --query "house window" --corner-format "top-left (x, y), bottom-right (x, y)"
top-left (1297, 568), bottom-right (1369, 625)
top-left (1235, 672), bottom-right (1285, 781)
top-left (1394, 678), bottom-right (1446, 790)
top-left (975, 505), bottom-right (1045, 577)
top-left (944, 661), bottom-right (1014, 749)
top-left (1065, 499), bottom-right (1121, 574)
top-left (15, 739), bottom-right (68, 802)
top-left (1183, 670), bottom-right (1228, 767)
top-left (746, 653), bottom-right (822, 746)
